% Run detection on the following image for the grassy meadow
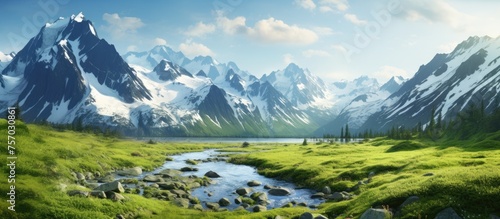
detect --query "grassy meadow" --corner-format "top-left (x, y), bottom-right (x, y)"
top-left (1, 119), bottom-right (499, 218)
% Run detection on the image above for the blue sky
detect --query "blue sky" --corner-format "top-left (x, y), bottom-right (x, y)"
top-left (1, 0), bottom-right (499, 82)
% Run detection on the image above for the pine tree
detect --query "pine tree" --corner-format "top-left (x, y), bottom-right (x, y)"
top-left (302, 138), bottom-right (308, 146)
top-left (345, 124), bottom-right (350, 141)
top-left (340, 127), bottom-right (344, 140)
top-left (437, 111), bottom-right (442, 130)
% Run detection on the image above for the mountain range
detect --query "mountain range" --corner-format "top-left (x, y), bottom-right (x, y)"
top-left (1, 13), bottom-right (499, 137)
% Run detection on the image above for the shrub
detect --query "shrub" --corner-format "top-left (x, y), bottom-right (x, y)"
top-left (242, 141), bottom-right (250, 147)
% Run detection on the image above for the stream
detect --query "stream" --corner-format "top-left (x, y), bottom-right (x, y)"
top-left (119, 149), bottom-right (324, 210)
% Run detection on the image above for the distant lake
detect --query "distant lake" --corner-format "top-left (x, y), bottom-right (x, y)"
top-left (137, 137), bottom-right (306, 144)
top-left (137, 137), bottom-right (362, 144)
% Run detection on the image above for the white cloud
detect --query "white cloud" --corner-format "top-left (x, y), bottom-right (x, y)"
top-left (373, 65), bottom-right (410, 83)
top-left (184, 22), bottom-right (216, 37)
top-left (312, 27), bottom-right (335, 36)
top-left (215, 15), bottom-right (318, 45)
top-left (295, 0), bottom-right (316, 10)
top-left (126, 45), bottom-right (138, 52)
top-left (283, 53), bottom-right (294, 65)
top-left (332, 44), bottom-right (348, 54)
top-left (216, 15), bottom-right (248, 35)
top-left (178, 41), bottom-right (215, 58)
top-left (153, 37), bottom-right (167, 46)
top-left (249, 18), bottom-right (318, 44)
top-left (396, 0), bottom-right (471, 29)
top-left (319, 0), bottom-right (349, 12)
top-left (344, 13), bottom-right (367, 26)
top-left (319, 6), bottom-right (334, 13)
top-left (102, 13), bottom-right (144, 38)
top-left (302, 49), bottom-right (331, 58)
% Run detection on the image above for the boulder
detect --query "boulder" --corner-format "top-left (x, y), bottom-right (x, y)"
top-left (264, 184), bottom-right (275, 189)
top-left (171, 189), bottom-right (188, 198)
top-left (314, 215), bottom-right (328, 219)
top-left (180, 167), bottom-right (198, 172)
top-left (206, 202), bottom-right (220, 210)
top-left (67, 190), bottom-right (89, 197)
top-left (204, 170), bottom-right (221, 178)
top-left (219, 197), bottom-right (231, 207)
top-left (395, 196), bottom-right (419, 217)
top-left (75, 172), bottom-right (86, 180)
top-left (250, 192), bottom-right (268, 203)
top-left (143, 175), bottom-right (164, 182)
top-left (300, 212), bottom-right (314, 219)
top-left (268, 187), bottom-right (291, 196)
top-left (326, 192), bottom-right (348, 201)
top-left (97, 174), bottom-right (115, 183)
top-left (281, 202), bottom-right (293, 208)
top-left (360, 208), bottom-right (390, 219)
top-left (434, 207), bottom-right (462, 219)
top-left (105, 192), bottom-right (125, 202)
top-left (234, 197), bottom-right (242, 204)
top-left (311, 192), bottom-right (325, 199)
top-left (158, 169), bottom-right (182, 177)
top-left (236, 187), bottom-right (253, 196)
top-left (247, 180), bottom-right (262, 187)
top-left (253, 205), bottom-right (267, 212)
top-left (116, 167), bottom-right (142, 176)
top-left (95, 181), bottom-right (125, 193)
top-left (322, 186), bottom-right (332, 194)
top-left (185, 159), bottom-right (199, 165)
top-left (190, 204), bottom-right (203, 211)
top-left (173, 198), bottom-right (190, 208)
top-left (90, 190), bottom-right (106, 199)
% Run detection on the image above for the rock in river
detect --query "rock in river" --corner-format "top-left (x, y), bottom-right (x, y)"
top-left (204, 170), bottom-right (221, 178)
top-left (247, 180), bottom-right (262, 187)
top-left (268, 187), bottom-right (291, 196)
top-left (236, 187), bottom-right (253, 196)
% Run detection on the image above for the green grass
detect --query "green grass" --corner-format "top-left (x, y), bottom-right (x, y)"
top-left (1, 120), bottom-right (500, 219)
top-left (230, 137), bottom-right (500, 218)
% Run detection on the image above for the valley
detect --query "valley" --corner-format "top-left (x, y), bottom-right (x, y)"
top-left (1, 120), bottom-right (499, 218)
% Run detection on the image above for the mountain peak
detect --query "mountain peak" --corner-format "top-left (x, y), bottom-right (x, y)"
top-left (285, 62), bottom-right (301, 71)
top-left (70, 12), bottom-right (85, 22)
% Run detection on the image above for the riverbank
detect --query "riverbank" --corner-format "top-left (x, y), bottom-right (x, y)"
top-left (1, 120), bottom-right (499, 218)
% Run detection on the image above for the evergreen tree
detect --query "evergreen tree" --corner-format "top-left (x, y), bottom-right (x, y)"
top-left (345, 124), bottom-right (350, 141)
top-left (429, 107), bottom-right (436, 133)
top-left (340, 127), bottom-right (344, 140)
top-left (437, 111), bottom-right (442, 130)
top-left (302, 138), bottom-right (308, 146)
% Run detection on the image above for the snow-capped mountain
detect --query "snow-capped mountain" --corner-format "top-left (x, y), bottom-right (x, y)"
top-left (0, 51), bottom-right (15, 73)
top-left (0, 13), bottom-right (315, 137)
top-left (1, 13), bottom-right (151, 125)
top-left (359, 36), bottom-right (500, 132)
top-left (315, 76), bottom-right (405, 135)
top-left (123, 46), bottom-right (251, 83)
top-left (261, 63), bottom-right (333, 110)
